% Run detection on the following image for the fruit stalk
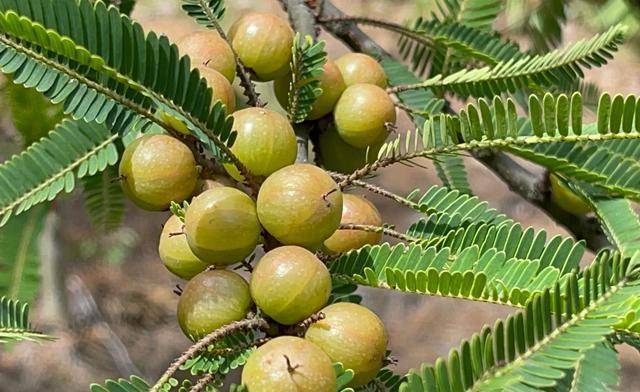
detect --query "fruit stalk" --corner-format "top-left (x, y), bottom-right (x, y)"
top-left (150, 316), bottom-right (268, 392)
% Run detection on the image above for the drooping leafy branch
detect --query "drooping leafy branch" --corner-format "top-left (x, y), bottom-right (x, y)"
top-left (285, 34), bottom-right (327, 123)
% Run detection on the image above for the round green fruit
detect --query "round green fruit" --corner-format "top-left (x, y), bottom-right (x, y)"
top-left (274, 59), bottom-right (346, 120)
top-left (159, 214), bottom-right (208, 280)
top-left (305, 302), bottom-right (388, 387)
top-left (257, 164), bottom-right (343, 249)
top-left (178, 31), bottom-right (236, 82)
top-left (228, 13), bottom-right (294, 81)
top-left (177, 269), bottom-right (252, 340)
top-left (119, 134), bottom-right (198, 211)
top-left (224, 108), bottom-right (297, 181)
top-left (335, 53), bottom-right (387, 88)
top-left (198, 66), bottom-right (236, 112)
top-left (550, 173), bottom-right (592, 215)
top-left (323, 194), bottom-right (382, 254)
top-left (184, 187), bottom-right (261, 266)
top-left (250, 246), bottom-right (331, 325)
top-left (318, 125), bottom-right (382, 174)
top-left (334, 83), bottom-right (396, 148)
top-left (242, 336), bottom-right (336, 392)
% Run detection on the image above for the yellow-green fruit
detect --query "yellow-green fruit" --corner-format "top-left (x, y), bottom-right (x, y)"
top-left (158, 67), bottom-right (234, 133)
top-left (251, 246), bottom-right (331, 325)
top-left (335, 53), bottom-right (387, 88)
top-left (242, 336), bottom-right (336, 392)
top-left (257, 164), bottom-right (343, 249)
top-left (184, 187), bottom-right (261, 266)
top-left (119, 135), bottom-right (198, 211)
top-left (550, 173), bottom-right (592, 215)
top-left (305, 303), bottom-right (388, 387)
top-left (177, 270), bottom-right (252, 340)
top-left (223, 108), bottom-right (297, 181)
top-left (159, 215), bottom-right (208, 279)
top-left (274, 59), bottom-right (346, 120)
top-left (334, 83), bottom-right (396, 148)
top-left (198, 66), bottom-right (236, 112)
top-left (228, 13), bottom-right (294, 81)
top-left (324, 194), bottom-right (382, 254)
top-left (318, 125), bottom-right (383, 174)
top-left (178, 31), bottom-right (236, 82)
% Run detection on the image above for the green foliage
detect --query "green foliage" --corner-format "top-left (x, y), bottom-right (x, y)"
top-left (179, 331), bottom-right (257, 378)
top-left (0, 296), bottom-right (54, 344)
top-left (399, 24), bottom-right (626, 97)
top-left (556, 342), bottom-right (620, 392)
top-left (435, 0), bottom-right (504, 30)
top-left (81, 166), bottom-right (125, 233)
top-left (400, 252), bottom-right (637, 391)
top-left (286, 34), bottom-right (327, 123)
top-left (329, 223), bottom-right (583, 307)
top-left (181, 0), bottom-right (226, 27)
top-left (0, 120), bottom-right (118, 226)
top-left (5, 82), bottom-right (63, 147)
top-left (584, 195), bottom-right (640, 257)
top-left (398, 19), bottom-right (522, 78)
top-left (0, 0), bottom-right (236, 159)
top-left (90, 376), bottom-right (150, 392)
top-left (337, 364), bottom-right (405, 392)
top-left (0, 204), bottom-right (48, 302)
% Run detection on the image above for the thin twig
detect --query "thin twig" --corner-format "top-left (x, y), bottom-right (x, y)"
top-left (189, 373), bottom-right (216, 392)
top-left (150, 316), bottom-right (268, 392)
top-left (330, 172), bottom-right (419, 209)
top-left (339, 223), bottom-right (421, 243)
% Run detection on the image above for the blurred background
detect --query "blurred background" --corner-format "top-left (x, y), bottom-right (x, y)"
top-left (0, 0), bottom-right (639, 390)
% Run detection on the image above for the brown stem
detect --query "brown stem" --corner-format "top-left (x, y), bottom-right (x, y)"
top-left (330, 172), bottom-right (419, 209)
top-left (189, 373), bottom-right (216, 392)
top-left (339, 223), bottom-right (421, 243)
top-left (150, 316), bottom-right (268, 392)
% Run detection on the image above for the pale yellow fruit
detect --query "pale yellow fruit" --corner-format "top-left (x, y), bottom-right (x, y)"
top-left (324, 194), bottom-right (382, 254)
top-left (228, 13), bottom-right (294, 81)
top-left (335, 53), bottom-right (387, 87)
top-left (257, 164), bottom-right (343, 249)
top-left (184, 187), bottom-right (261, 266)
top-left (177, 270), bottom-right (252, 340)
top-left (242, 336), bottom-right (336, 392)
top-left (159, 215), bottom-right (208, 279)
top-left (197, 66), bottom-right (236, 112)
top-left (550, 173), bottom-right (592, 215)
top-left (178, 30), bottom-right (236, 82)
top-left (119, 135), bottom-right (198, 211)
top-left (223, 108), bottom-right (297, 181)
top-left (306, 302), bottom-right (388, 387)
top-left (250, 246), bottom-right (331, 325)
top-left (333, 83), bottom-right (396, 148)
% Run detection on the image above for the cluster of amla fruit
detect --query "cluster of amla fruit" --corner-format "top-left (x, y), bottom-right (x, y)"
top-left (119, 12), bottom-right (398, 391)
